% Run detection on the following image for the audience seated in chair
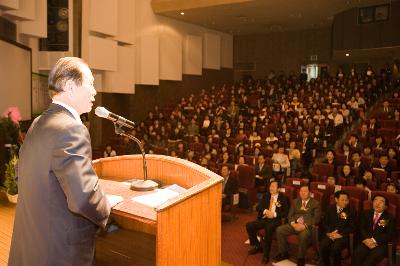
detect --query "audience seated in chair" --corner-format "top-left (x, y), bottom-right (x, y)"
top-left (254, 154), bottom-right (272, 188)
top-left (245, 181), bottom-right (289, 264)
top-left (274, 184), bottom-right (321, 266)
top-left (103, 144), bottom-right (116, 158)
top-left (351, 194), bottom-right (395, 266)
top-left (320, 190), bottom-right (356, 266)
top-left (221, 165), bottom-right (238, 210)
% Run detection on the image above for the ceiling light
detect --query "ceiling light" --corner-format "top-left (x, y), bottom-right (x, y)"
top-left (180, 12), bottom-right (184, 15)
top-left (345, 53), bottom-right (350, 57)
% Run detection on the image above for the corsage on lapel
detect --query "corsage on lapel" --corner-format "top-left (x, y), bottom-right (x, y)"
top-left (377, 219), bottom-right (388, 227)
top-left (339, 211), bottom-right (347, 219)
top-left (275, 201), bottom-right (282, 208)
top-left (300, 204), bottom-right (309, 211)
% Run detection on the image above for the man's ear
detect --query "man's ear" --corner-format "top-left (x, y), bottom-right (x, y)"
top-left (64, 80), bottom-right (75, 95)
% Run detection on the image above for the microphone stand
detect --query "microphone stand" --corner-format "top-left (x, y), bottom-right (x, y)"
top-left (114, 124), bottom-right (158, 191)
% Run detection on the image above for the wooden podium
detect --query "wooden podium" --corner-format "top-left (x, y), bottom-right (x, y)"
top-left (92, 155), bottom-right (223, 266)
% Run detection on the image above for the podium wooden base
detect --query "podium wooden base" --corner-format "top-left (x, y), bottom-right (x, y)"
top-left (96, 229), bottom-right (156, 266)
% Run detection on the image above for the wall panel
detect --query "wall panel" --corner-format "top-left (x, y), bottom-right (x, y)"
top-left (89, 0), bottom-right (117, 36)
top-left (183, 35), bottom-right (202, 75)
top-left (221, 33), bottom-right (233, 68)
top-left (137, 35), bottom-right (159, 85)
top-left (4, 0), bottom-right (35, 20)
top-left (88, 35), bottom-right (117, 71)
top-left (203, 32), bottom-right (220, 70)
top-left (159, 33), bottom-right (182, 81)
top-left (0, 0), bottom-right (18, 10)
top-left (19, 0), bottom-right (46, 37)
top-left (103, 44), bottom-right (135, 93)
top-left (116, 0), bottom-right (135, 44)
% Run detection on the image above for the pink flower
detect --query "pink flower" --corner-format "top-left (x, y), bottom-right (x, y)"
top-left (2, 107), bottom-right (22, 125)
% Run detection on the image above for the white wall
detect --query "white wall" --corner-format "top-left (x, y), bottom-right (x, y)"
top-left (82, 0), bottom-right (233, 91)
top-left (1, 0), bottom-right (233, 95)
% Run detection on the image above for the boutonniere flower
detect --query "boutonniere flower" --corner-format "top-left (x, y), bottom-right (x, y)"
top-left (339, 211), bottom-right (347, 219)
top-left (300, 205), bottom-right (309, 211)
top-left (275, 201), bottom-right (282, 208)
top-left (378, 219), bottom-right (388, 227)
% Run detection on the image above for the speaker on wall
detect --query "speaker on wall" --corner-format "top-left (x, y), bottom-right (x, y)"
top-left (39, 0), bottom-right (69, 51)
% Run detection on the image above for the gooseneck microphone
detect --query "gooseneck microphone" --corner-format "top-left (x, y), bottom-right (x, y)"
top-left (95, 107), bottom-right (135, 129)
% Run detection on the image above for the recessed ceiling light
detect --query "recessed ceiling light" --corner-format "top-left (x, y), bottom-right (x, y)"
top-left (180, 12), bottom-right (184, 15)
top-left (345, 53), bottom-right (350, 57)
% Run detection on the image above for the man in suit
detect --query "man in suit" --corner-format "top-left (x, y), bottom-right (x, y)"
top-left (352, 195), bottom-right (395, 266)
top-left (351, 151), bottom-right (368, 177)
top-left (320, 191), bottom-right (356, 266)
top-left (274, 184), bottom-right (321, 266)
top-left (245, 181), bottom-right (289, 264)
top-left (255, 154), bottom-right (272, 187)
top-left (221, 165), bottom-right (238, 209)
top-left (301, 130), bottom-right (313, 170)
top-left (9, 57), bottom-right (122, 266)
top-left (348, 134), bottom-right (363, 152)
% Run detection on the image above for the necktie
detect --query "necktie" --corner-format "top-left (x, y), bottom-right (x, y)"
top-left (373, 212), bottom-right (379, 230)
top-left (302, 201), bottom-right (306, 210)
top-left (269, 197), bottom-right (274, 211)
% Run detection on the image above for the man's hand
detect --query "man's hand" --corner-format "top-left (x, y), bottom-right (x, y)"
top-left (262, 209), bottom-right (274, 219)
top-left (106, 195), bottom-right (124, 208)
top-left (330, 230), bottom-right (343, 240)
top-left (362, 238), bottom-right (377, 249)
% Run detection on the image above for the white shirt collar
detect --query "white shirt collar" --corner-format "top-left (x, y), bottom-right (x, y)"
top-left (52, 100), bottom-right (82, 124)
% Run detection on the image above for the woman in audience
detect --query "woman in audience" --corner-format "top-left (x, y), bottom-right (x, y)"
top-left (265, 131), bottom-right (278, 144)
top-left (323, 149), bottom-right (339, 175)
top-left (386, 183), bottom-right (398, 194)
top-left (218, 151), bottom-right (232, 165)
top-left (288, 141), bottom-right (301, 175)
top-left (103, 144), bottom-right (116, 158)
top-left (249, 131), bottom-right (261, 144)
top-left (338, 164), bottom-right (354, 186)
top-left (272, 146), bottom-right (290, 178)
top-left (387, 147), bottom-right (399, 167)
top-left (372, 135), bottom-right (386, 151)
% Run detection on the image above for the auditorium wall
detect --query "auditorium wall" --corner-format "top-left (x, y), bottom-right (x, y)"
top-left (234, 27), bottom-right (332, 80)
top-left (332, 1), bottom-right (400, 51)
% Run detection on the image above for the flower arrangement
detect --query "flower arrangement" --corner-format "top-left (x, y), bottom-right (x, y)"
top-left (1, 107), bottom-right (21, 201)
top-left (4, 153), bottom-right (18, 196)
top-left (0, 106), bottom-right (21, 145)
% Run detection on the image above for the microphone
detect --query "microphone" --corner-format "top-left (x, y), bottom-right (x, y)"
top-left (95, 107), bottom-right (135, 129)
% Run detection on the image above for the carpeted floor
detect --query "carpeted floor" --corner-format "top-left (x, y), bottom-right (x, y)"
top-left (221, 209), bottom-right (352, 266)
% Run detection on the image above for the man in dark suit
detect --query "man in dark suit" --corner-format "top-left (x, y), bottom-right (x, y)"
top-left (9, 57), bottom-right (122, 266)
top-left (274, 184), bottom-right (321, 266)
top-left (351, 151), bottom-right (368, 177)
top-left (245, 181), bottom-right (289, 264)
top-left (352, 194), bottom-right (395, 266)
top-left (255, 154), bottom-right (272, 187)
top-left (221, 165), bottom-right (238, 209)
top-left (301, 130), bottom-right (313, 170)
top-left (320, 191), bottom-right (356, 266)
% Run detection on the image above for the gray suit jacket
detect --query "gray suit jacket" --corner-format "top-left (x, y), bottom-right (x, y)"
top-left (288, 197), bottom-right (321, 229)
top-left (9, 104), bottom-right (111, 266)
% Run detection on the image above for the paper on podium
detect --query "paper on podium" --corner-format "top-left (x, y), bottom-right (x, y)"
top-left (132, 188), bottom-right (179, 207)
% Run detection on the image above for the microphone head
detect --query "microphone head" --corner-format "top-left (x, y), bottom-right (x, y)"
top-left (95, 106), bottom-right (109, 118)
